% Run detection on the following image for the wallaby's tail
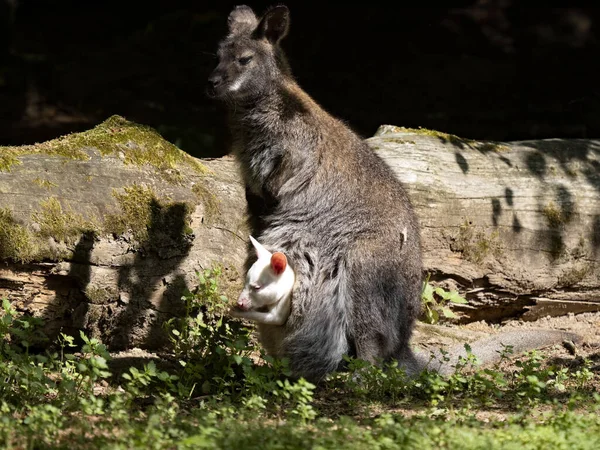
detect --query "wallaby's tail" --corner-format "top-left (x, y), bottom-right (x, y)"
top-left (412, 329), bottom-right (582, 376)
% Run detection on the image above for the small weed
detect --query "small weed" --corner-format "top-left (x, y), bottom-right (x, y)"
top-left (421, 274), bottom-right (468, 323)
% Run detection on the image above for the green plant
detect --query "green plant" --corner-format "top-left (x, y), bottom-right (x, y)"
top-left (122, 360), bottom-right (179, 403)
top-left (0, 298), bottom-right (47, 352)
top-left (274, 377), bottom-right (317, 422)
top-left (420, 274), bottom-right (468, 324)
top-left (165, 267), bottom-right (257, 397)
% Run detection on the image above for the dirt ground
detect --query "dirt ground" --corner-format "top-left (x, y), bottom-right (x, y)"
top-left (414, 311), bottom-right (600, 371)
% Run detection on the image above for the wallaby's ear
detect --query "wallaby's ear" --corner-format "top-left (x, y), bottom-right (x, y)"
top-left (270, 252), bottom-right (287, 275)
top-left (249, 235), bottom-right (272, 260)
top-left (228, 5), bottom-right (259, 36)
top-left (256, 5), bottom-right (290, 44)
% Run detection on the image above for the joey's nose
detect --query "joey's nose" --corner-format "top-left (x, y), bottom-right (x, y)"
top-left (237, 296), bottom-right (250, 311)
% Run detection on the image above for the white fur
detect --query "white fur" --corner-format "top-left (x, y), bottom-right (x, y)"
top-left (230, 236), bottom-right (295, 326)
top-left (228, 73), bottom-right (247, 92)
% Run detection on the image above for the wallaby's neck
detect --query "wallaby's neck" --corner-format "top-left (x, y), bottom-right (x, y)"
top-left (230, 77), bottom-right (321, 137)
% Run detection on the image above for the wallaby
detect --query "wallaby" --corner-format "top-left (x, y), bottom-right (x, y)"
top-left (231, 236), bottom-right (295, 326)
top-left (233, 239), bottom-right (581, 376)
top-left (209, 5), bottom-right (579, 381)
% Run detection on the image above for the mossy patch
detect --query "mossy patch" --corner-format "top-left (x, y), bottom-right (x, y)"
top-left (104, 183), bottom-right (194, 244)
top-left (558, 264), bottom-right (591, 287)
top-left (451, 221), bottom-right (501, 264)
top-left (0, 115), bottom-right (208, 177)
top-left (104, 184), bottom-right (157, 241)
top-left (78, 115), bottom-right (207, 175)
top-left (85, 285), bottom-right (117, 305)
top-left (0, 208), bottom-right (37, 263)
top-left (0, 135), bottom-right (90, 173)
top-left (32, 178), bottom-right (58, 190)
top-left (32, 197), bottom-right (98, 245)
top-left (378, 125), bottom-right (509, 153)
top-left (0, 202), bottom-right (98, 263)
top-left (192, 182), bottom-right (221, 225)
top-left (542, 202), bottom-right (565, 228)
top-left (380, 137), bottom-right (416, 145)
top-left (0, 152), bottom-right (23, 172)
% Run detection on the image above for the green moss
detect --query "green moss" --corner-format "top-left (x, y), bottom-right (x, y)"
top-left (452, 221), bottom-right (501, 264)
top-left (0, 134), bottom-right (90, 173)
top-left (0, 115), bottom-right (208, 176)
top-left (542, 202), bottom-right (565, 228)
top-left (0, 208), bottom-right (37, 262)
top-left (104, 184), bottom-right (157, 240)
top-left (0, 203), bottom-right (98, 263)
top-left (75, 115), bottom-right (207, 174)
top-left (104, 183), bottom-right (194, 243)
top-left (85, 285), bottom-right (117, 305)
top-left (558, 265), bottom-right (591, 287)
top-left (383, 126), bottom-right (509, 152)
top-left (32, 178), bottom-right (58, 190)
top-left (32, 197), bottom-right (97, 245)
top-left (381, 137), bottom-right (416, 145)
top-left (192, 182), bottom-right (221, 225)
top-left (564, 164), bottom-right (578, 178)
top-left (0, 152), bottom-right (23, 172)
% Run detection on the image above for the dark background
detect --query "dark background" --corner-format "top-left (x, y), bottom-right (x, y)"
top-left (1, 1), bottom-right (598, 157)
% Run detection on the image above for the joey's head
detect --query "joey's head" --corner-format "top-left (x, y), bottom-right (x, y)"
top-left (207, 5), bottom-right (291, 102)
top-left (237, 236), bottom-right (295, 311)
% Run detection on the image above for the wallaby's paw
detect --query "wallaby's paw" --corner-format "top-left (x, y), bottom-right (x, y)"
top-left (228, 306), bottom-right (247, 318)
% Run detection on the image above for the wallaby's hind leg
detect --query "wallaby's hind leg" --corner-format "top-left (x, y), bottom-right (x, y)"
top-left (353, 331), bottom-right (388, 364)
top-left (350, 253), bottom-right (421, 368)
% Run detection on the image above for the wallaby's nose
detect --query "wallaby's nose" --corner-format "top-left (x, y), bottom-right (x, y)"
top-left (208, 75), bottom-right (222, 88)
top-left (207, 73), bottom-right (225, 97)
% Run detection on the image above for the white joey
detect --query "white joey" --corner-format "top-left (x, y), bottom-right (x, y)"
top-left (230, 236), bottom-right (295, 326)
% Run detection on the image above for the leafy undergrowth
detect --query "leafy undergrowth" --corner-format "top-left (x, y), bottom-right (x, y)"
top-left (1, 268), bottom-right (599, 450)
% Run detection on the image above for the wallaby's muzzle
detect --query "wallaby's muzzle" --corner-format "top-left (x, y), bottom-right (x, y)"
top-left (206, 70), bottom-right (225, 98)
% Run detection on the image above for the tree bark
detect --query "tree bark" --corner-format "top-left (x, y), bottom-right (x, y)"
top-left (1, 117), bottom-right (598, 349)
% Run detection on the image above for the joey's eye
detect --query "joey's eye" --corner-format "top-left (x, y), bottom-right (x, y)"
top-left (238, 55), bottom-right (253, 66)
top-left (250, 284), bottom-right (261, 291)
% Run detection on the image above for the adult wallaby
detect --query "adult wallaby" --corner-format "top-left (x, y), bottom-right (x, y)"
top-left (208, 5), bottom-right (580, 381)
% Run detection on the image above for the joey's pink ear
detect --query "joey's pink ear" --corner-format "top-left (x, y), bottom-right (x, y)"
top-left (270, 252), bottom-right (287, 275)
top-left (249, 235), bottom-right (272, 260)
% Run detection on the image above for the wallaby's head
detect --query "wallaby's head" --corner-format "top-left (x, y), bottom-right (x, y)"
top-left (207, 5), bottom-right (290, 101)
top-left (237, 236), bottom-right (294, 311)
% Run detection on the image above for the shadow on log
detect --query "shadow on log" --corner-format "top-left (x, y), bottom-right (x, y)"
top-left (0, 117), bottom-right (599, 350)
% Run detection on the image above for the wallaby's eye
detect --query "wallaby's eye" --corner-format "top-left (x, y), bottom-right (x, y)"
top-left (238, 55), bottom-right (253, 66)
top-left (250, 283), bottom-right (261, 291)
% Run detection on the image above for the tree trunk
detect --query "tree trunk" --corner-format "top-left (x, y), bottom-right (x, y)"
top-left (1, 117), bottom-right (598, 349)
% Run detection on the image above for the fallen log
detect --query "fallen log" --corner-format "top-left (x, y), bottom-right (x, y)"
top-left (368, 125), bottom-right (600, 322)
top-left (0, 117), bottom-right (598, 349)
